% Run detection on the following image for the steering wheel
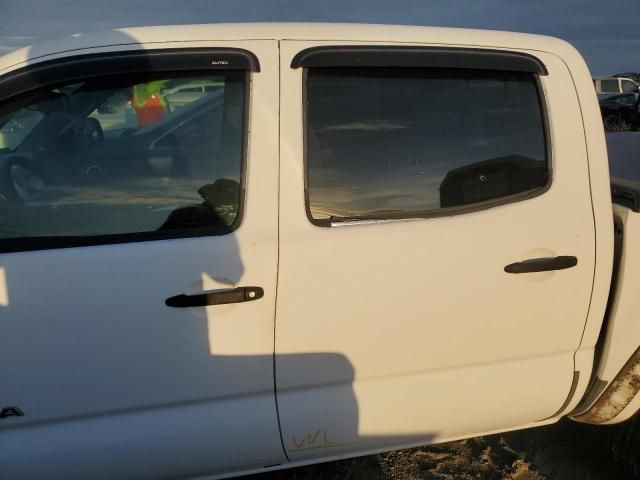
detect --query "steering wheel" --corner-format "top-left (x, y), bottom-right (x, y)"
top-left (74, 117), bottom-right (104, 149)
top-left (1, 156), bottom-right (51, 203)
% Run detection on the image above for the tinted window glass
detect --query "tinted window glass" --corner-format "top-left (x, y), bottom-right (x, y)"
top-left (0, 72), bottom-right (245, 246)
top-left (306, 68), bottom-right (548, 222)
top-left (616, 94), bottom-right (637, 105)
top-left (621, 80), bottom-right (639, 93)
top-left (0, 109), bottom-right (44, 150)
top-left (600, 79), bottom-right (620, 92)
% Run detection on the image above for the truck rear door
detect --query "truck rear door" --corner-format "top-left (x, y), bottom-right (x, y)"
top-left (275, 41), bottom-right (596, 459)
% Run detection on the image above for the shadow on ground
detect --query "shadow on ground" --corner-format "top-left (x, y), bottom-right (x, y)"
top-left (244, 420), bottom-right (620, 480)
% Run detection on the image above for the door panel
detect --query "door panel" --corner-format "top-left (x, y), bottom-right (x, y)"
top-left (276, 41), bottom-right (595, 459)
top-left (0, 40), bottom-right (283, 479)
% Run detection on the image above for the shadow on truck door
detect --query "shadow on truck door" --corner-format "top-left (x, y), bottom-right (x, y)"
top-left (0, 247), bottom-right (435, 478)
top-left (0, 32), bottom-right (437, 479)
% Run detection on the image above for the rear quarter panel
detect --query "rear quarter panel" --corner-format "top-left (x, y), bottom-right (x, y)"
top-left (573, 205), bottom-right (640, 424)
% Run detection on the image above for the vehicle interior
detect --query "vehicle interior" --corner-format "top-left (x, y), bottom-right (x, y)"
top-left (0, 73), bottom-right (244, 246)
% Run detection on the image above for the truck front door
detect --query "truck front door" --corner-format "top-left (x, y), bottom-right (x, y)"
top-left (0, 40), bottom-right (283, 479)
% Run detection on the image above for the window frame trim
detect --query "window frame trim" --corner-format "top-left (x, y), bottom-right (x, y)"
top-left (291, 46), bottom-right (548, 75)
top-left (0, 49), bottom-right (253, 254)
top-left (0, 48), bottom-right (259, 105)
top-left (302, 62), bottom-right (553, 228)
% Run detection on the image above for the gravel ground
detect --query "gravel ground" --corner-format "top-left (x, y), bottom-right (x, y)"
top-left (244, 420), bottom-right (621, 480)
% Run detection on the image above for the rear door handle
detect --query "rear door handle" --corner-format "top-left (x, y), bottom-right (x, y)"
top-left (166, 286), bottom-right (264, 308)
top-left (504, 256), bottom-right (578, 274)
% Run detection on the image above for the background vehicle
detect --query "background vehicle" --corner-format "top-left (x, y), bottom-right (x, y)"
top-left (594, 75), bottom-right (640, 94)
top-left (0, 24), bottom-right (639, 480)
top-left (96, 89), bottom-right (131, 114)
top-left (613, 72), bottom-right (640, 84)
top-left (162, 79), bottom-right (224, 111)
top-left (599, 92), bottom-right (640, 131)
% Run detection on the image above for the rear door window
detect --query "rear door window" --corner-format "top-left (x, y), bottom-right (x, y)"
top-left (305, 68), bottom-right (548, 223)
top-left (621, 80), bottom-right (638, 93)
top-left (600, 79), bottom-right (621, 92)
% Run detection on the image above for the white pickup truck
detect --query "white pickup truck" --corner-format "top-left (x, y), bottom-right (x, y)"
top-left (0, 23), bottom-right (639, 480)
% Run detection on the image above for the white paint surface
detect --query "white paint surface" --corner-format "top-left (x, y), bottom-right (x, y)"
top-left (0, 267), bottom-right (7, 307)
top-left (0, 23), bottom-right (619, 479)
top-left (0, 37), bottom-right (285, 479)
top-left (275, 37), bottom-right (604, 460)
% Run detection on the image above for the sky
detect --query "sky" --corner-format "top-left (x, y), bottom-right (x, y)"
top-left (1, 0), bottom-right (638, 75)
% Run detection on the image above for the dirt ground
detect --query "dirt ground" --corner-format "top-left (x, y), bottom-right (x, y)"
top-left (245, 420), bottom-right (621, 480)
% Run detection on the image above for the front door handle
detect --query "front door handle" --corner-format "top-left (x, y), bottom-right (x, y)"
top-left (504, 256), bottom-right (578, 274)
top-left (166, 286), bottom-right (264, 308)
